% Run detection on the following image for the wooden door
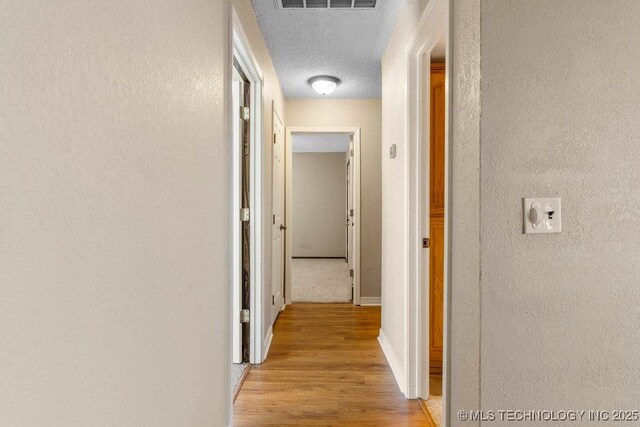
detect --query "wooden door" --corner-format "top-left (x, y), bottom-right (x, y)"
top-left (429, 62), bottom-right (445, 375)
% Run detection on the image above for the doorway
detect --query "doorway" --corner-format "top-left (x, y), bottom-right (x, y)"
top-left (405, 0), bottom-right (450, 425)
top-left (230, 55), bottom-right (253, 403)
top-left (423, 59), bottom-right (446, 426)
top-left (229, 11), bottom-right (266, 409)
top-left (284, 127), bottom-right (361, 306)
top-left (231, 59), bottom-right (251, 366)
top-left (288, 132), bottom-right (353, 302)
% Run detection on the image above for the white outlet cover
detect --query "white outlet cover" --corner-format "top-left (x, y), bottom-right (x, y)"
top-left (523, 197), bottom-right (561, 234)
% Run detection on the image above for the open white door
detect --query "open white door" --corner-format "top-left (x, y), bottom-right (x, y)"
top-left (271, 110), bottom-right (286, 321)
top-left (346, 137), bottom-right (355, 301)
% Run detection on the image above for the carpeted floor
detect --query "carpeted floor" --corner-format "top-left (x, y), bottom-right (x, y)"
top-left (232, 363), bottom-right (249, 396)
top-left (426, 374), bottom-right (442, 426)
top-left (291, 258), bottom-right (352, 302)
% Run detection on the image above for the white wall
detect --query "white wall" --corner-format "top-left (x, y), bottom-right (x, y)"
top-left (292, 153), bottom-right (347, 258)
top-left (382, 0), bottom-right (640, 424)
top-left (380, 0), bottom-right (483, 418)
top-left (0, 0), bottom-right (229, 425)
top-left (448, 0), bottom-right (482, 422)
top-left (480, 0), bottom-right (640, 414)
top-left (286, 99), bottom-right (382, 298)
top-left (379, 0), bottom-right (430, 397)
top-left (231, 0), bottom-right (286, 351)
top-left (380, 1), bottom-right (482, 411)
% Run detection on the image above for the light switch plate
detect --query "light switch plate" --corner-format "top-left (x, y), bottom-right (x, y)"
top-left (523, 197), bottom-right (561, 234)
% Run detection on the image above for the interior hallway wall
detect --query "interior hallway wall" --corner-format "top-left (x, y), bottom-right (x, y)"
top-left (286, 99), bottom-right (382, 299)
top-left (232, 0), bottom-right (286, 344)
top-left (380, 0), bottom-right (482, 421)
top-left (292, 153), bottom-right (347, 258)
top-left (480, 0), bottom-right (640, 414)
top-left (449, 0), bottom-right (482, 422)
top-left (380, 0), bottom-right (429, 395)
top-left (382, 0), bottom-right (640, 424)
top-left (0, 0), bottom-right (229, 425)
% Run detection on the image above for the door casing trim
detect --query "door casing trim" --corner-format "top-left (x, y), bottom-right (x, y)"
top-left (231, 6), bottom-right (265, 370)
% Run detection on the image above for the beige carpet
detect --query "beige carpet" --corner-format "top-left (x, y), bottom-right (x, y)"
top-left (291, 258), bottom-right (352, 302)
top-left (426, 396), bottom-right (442, 426)
top-left (426, 375), bottom-right (443, 426)
top-left (232, 363), bottom-right (249, 396)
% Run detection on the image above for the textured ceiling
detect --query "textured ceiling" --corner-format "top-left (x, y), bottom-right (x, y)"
top-left (251, 0), bottom-right (401, 98)
top-left (292, 133), bottom-right (350, 152)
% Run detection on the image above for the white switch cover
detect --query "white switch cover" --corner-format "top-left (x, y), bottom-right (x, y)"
top-left (523, 197), bottom-right (561, 234)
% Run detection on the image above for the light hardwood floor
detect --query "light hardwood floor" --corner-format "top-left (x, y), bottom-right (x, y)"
top-left (234, 303), bottom-right (431, 426)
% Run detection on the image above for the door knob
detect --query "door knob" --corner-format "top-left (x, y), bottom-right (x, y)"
top-left (280, 224), bottom-right (287, 230)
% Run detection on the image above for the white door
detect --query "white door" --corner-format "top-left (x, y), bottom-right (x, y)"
top-left (271, 111), bottom-right (285, 321)
top-left (347, 138), bottom-right (355, 296)
top-left (346, 161), bottom-right (353, 253)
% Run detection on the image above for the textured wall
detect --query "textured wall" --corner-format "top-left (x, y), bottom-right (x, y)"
top-left (449, 0), bottom-right (481, 424)
top-left (0, 0), bottom-right (229, 426)
top-left (292, 153), bottom-right (347, 258)
top-left (480, 0), bottom-right (640, 416)
top-left (286, 99), bottom-right (382, 298)
top-left (231, 0), bottom-right (286, 344)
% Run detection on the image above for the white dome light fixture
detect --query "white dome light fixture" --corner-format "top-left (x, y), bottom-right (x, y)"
top-left (309, 75), bottom-right (341, 96)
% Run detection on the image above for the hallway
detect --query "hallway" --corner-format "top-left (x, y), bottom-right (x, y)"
top-left (234, 304), bottom-right (430, 426)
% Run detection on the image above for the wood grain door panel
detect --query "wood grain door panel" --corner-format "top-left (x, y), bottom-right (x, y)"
top-left (429, 63), bottom-right (445, 376)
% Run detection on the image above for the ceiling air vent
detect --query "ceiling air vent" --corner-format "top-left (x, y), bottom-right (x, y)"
top-left (278, 0), bottom-right (379, 9)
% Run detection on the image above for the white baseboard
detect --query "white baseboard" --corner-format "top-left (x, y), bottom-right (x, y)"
top-left (262, 326), bottom-right (273, 362)
top-left (378, 329), bottom-right (406, 394)
top-left (359, 297), bottom-right (381, 306)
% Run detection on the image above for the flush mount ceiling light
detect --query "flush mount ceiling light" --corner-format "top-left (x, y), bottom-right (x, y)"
top-left (308, 76), bottom-right (341, 95)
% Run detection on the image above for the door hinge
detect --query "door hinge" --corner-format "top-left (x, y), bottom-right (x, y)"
top-left (241, 208), bottom-right (250, 222)
top-left (273, 214), bottom-right (276, 225)
top-left (240, 106), bottom-right (250, 121)
top-left (272, 295), bottom-right (275, 305)
top-left (423, 238), bottom-right (430, 249)
top-left (350, 209), bottom-right (354, 217)
top-left (350, 149), bottom-right (354, 157)
top-left (240, 309), bottom-right (250, 323)
top-left (273, 133), bottom-right (277, 144)
top-left (349, 269), bottom-right (354, 278)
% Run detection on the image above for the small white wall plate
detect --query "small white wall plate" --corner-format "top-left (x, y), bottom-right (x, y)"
top-left (523, 197), bottom-right (561, 234)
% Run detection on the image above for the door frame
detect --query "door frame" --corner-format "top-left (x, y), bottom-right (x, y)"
top-left (230, 61), bottom-right (249, 365)
top-left (231, 7), bottom-right (265, 366)
top-left (284, 127), bottom-right (362, 305)
top-left (404, 0), bottom-right (450, 413)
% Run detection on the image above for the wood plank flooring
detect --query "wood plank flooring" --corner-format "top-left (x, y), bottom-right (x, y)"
top-left (234, 303), bottom-right (431, 426)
